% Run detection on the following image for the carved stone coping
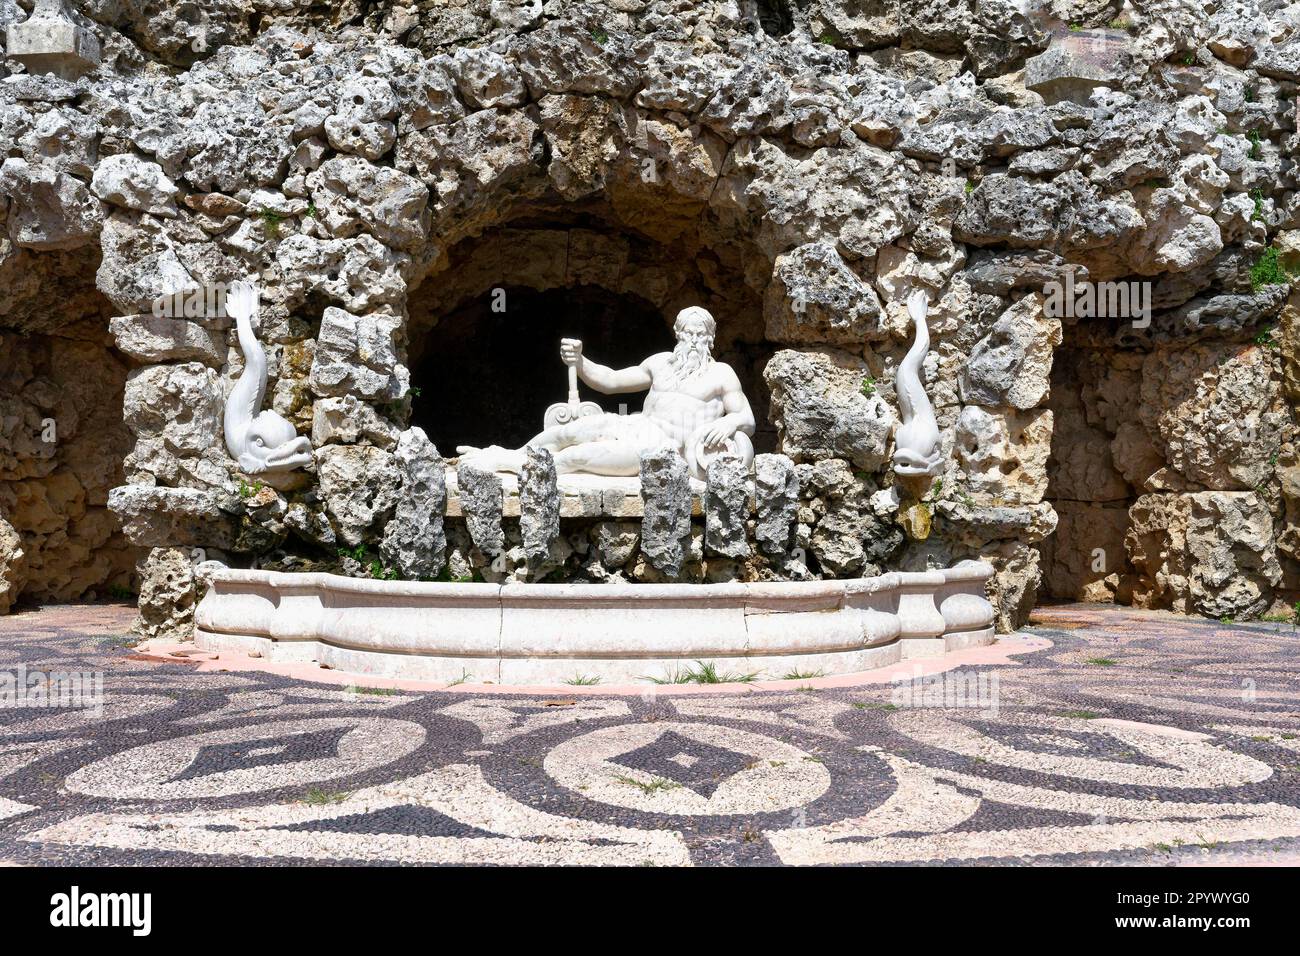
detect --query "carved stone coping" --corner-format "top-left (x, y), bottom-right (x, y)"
top-left (194, 560), bottom-right (997, 685)
top-left (444, 468), bottom-right (735, 519)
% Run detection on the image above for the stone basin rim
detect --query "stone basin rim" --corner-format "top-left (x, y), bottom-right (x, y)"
top-left (193, 561), bottom-right (998, 685)
top-left (198, 563), bottom-right (990, 597)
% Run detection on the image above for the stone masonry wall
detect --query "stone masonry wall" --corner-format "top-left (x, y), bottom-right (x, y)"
top-left (1, 1), bottom-right (1299, 636)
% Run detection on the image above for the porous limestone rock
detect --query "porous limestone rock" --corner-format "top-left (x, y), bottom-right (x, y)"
top-left (1138, 344), bottom-right (1287, 491)
top-left (639, 446), bottom-right (691, 577)
top-left (452, 47), bottom-right (528, 109)
top-left (764, 241), bottom-right (886, 345)
top-left (1, 1), bottom-right (1297, 628)
top-left (132, 547), bottom-right (197, 641)
top-left (0, 513), bottom-right (26, 614)
top-left (121, 363), bottom-right (227, 489)
top-left (457, 463), bottom-right (504, 558)
top-left (591, 520), bottom-right (639, 571)
top-left (805, 459), bottom-right (903, 576)
top-left (754, 453), bottom-right (799, 556)
top-left (1040, 500), bottom-right (1132, 602)
top-left (0, 157), bottom-right (102, 250)
top-left (520, 445), bottom-right (560, 564)
top-left (315, 445), bottom-right (402, 549)
top-left (980, 540), bottom-right (1044, 633)
top-left (90, 155), bottom-right (179, 218)
top-left (765, 349), bottom-right (896, 471)
top-left (959, 293), bottom-right (1061, 410)
top-left (955, 406), bottom-right (1053, 505)
top-left (304, 157), bottom-right (429, 251)
top-left (705, 453), bottom-right (751, 559)
top-left (311, 396), bottom-right (400, 450)
top-left (380, 427), bottom-right (446, 580)
top-left (324, 76), bottom-right (399, 161)
top-left (1127, 491), bottom-right (1280, 619)
top-left (308, 307), bottom-right (409, 402)
top-left (109, 315), bottom-right (225, 367)
top-left (108, 485), bottom-right (236, 550)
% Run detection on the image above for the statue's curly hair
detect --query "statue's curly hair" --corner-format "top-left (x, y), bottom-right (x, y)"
top-left (673, 306), bottom-right (716, 337)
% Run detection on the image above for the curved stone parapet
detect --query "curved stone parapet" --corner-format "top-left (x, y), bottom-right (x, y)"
top-left (194, 563), bottom-right (997, 685)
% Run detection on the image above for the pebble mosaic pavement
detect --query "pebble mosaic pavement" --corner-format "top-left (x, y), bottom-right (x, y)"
top-left (1, 603), bottom-right (1300, 866)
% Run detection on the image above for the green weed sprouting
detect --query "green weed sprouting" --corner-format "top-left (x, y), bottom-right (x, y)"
top-left (1249, 247), bottom-right (1292, 289)
top-left (260, 208), bottom-right (285, 238)
top-left (1247, 129), bottom-right (1262, 160)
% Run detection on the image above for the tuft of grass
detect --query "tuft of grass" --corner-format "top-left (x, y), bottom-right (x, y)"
top-left (300, 787), bottom-right (349, 805)
top-left (589, 26), bottom-right (608, 44)
top-left (344, 685), bottom-right (400, 696)
top-left (783, 668), bottom-right (826, 681)
top-left (444, 669), bottom-right (473, 687)
top-left (107, 584), bottom-right (136, 601)
top-left (101, 634), bottom-right (140, 650)
top-left (645, 660), bottom-right (760, 685)
top-left (564, 674), bottom-right (602, 686)
top-left (613, 774), bottom-right (680, 795)
top-left (1084, 657), bottom-right (1118, 667)
top-left (1059, 709), bottom-right (1102, 719)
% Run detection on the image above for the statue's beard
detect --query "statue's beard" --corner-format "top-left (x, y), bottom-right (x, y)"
top-left (667, 337), bottom-right (712, 384)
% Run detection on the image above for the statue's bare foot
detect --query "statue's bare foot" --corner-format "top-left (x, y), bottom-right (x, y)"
top-left (456, 444), bottom-right (525, 474)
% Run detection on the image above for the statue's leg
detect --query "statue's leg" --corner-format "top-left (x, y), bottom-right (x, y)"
top-left (529, 413), bottom-right (628, 452)
top-left (553, 439), bottom-right (643, 476)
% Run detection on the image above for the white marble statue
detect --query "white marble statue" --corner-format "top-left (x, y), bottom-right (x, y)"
top-left (457, 306), bottom-right (755, 481)
top-left (223, 281), bottom-right (314, 475)
top-left (892, 289), bottom-right (945, 478)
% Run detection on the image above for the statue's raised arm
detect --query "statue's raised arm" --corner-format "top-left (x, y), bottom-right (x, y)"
top-left (562, 338), bottom-right (653, 394)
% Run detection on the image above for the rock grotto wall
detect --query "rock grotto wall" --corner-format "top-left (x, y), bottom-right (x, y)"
top-left (1, 0), bottom-right (1299, 637)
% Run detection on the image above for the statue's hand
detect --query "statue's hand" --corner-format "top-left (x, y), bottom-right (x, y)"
top-left (560, 337), bottom-right (583, 367)
top-left (226, 280), bottom-right (259, 322)
top-left (701, 418), bottom-right (735, 450)
top-left (906, 288), bottom-right (929, 324)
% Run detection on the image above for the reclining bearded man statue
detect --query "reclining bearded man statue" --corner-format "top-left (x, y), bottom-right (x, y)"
top-left (457, 306), bottom-right (756, 482)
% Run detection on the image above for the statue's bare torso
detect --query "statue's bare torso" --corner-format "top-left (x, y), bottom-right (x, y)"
top-left (638, 352), bottom-right (732, 450)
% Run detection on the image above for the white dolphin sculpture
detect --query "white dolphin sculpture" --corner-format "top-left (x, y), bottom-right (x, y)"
top-left (892, 289), bottom-right (945, 478)
top-left (223, 281), bottom-right (314, 475)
